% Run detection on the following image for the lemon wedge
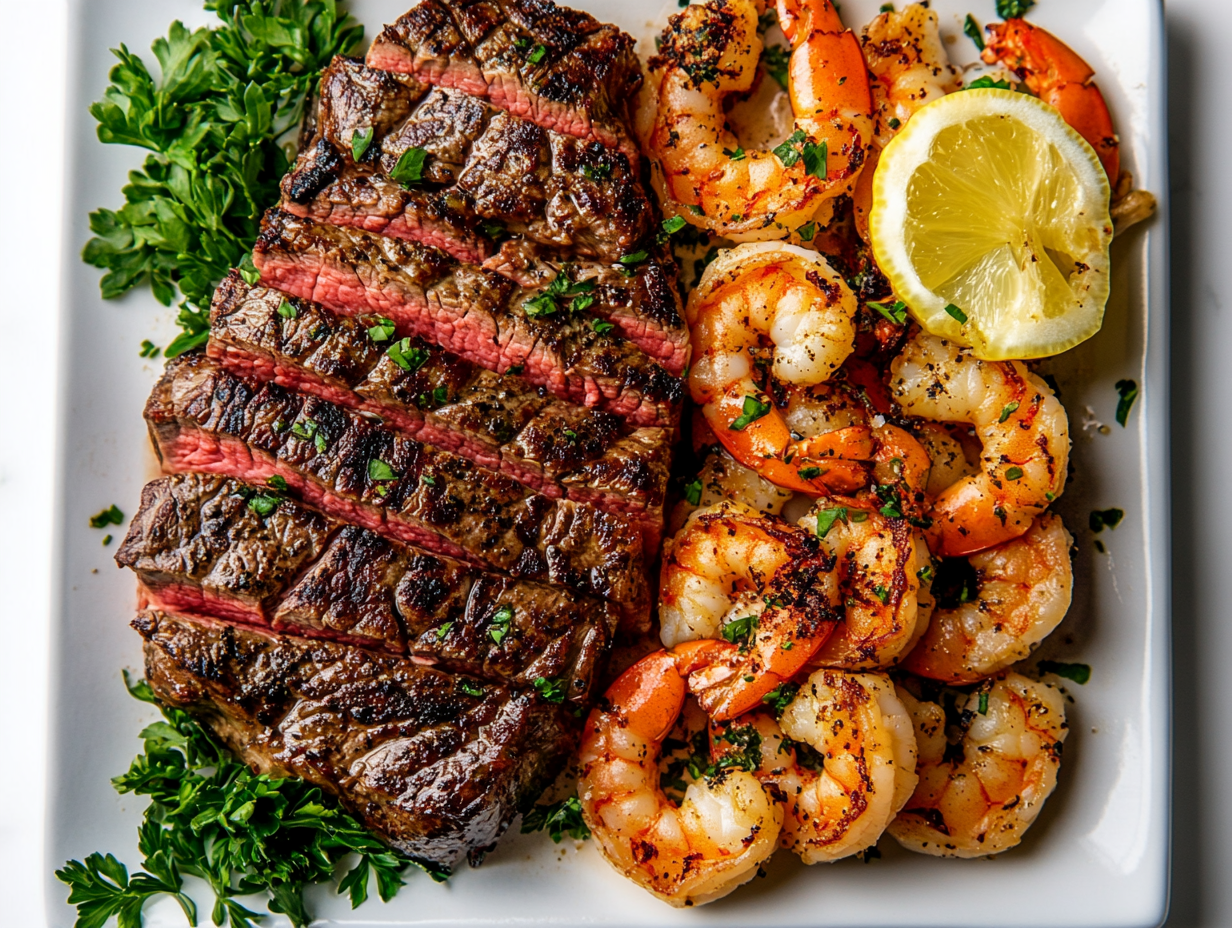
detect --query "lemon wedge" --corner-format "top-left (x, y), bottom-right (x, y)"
top-left (869, 89), bottom-right (1113, 360)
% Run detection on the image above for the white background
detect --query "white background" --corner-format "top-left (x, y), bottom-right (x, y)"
top-left (0, 0), bottom-right (1224, 924)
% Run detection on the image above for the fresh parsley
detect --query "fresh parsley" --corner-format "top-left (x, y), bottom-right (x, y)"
top-left (763, 45), bottom-right (790, 90)
top-left (138, 339), bottom-right (160, 359)
top-left (82, 0), bottom-right (363, 358)
top-left (387, 337), bottom-right (429, 372)
top-left (1037, 660), bottom-right (1092, 684)
top-left (868, 299), bottom-right (907, 324)
top-left (1115, 379), bottom-right (1139, 426)
top-left (489, 604), bottom-right (514, 645)
top-left (532, 676), bottom-right (568, 704)
top-left (965, 75), bottom-right (1014, 91)
top-left (772, 128), bottom-right (806, 167)
top-left (801, 140), bottom-right (828, 179)
top-left (996, 0), bottom-right (1036, 18)
top-left (944, 303), bottom-right (969, 323)
top-left (729, 395), bottom-right (771, 431)
top-left (368, 458), bottom-right (398, 481)
top-left (521, 797), bottom-right (590, 842)
top-left (796, 220), bottom-right (816, 242)
top-left (683, 477), bottom-right (703, 506)
top-left (524, 269), bottom-right (596, 318)
top-left (722, 615), bottom-right (759, 646)
top-left (56, 674), bottom-right (444, 928)
top-left (351, 125), bottom-right (374, 161)
top-left (761, 682), bottom-right (800, 717)
top-left (1089, 508), bottom-right (1125, 532)
top-left (367, 316), bottom-right (396, 342)
top-left (999, 400), bottom-right (1020, 422)
top-left (963, 14), bottom-right (985, 50)
top-left (390, 146), bottom-right (429, 187)
top-left (90, 504), bottom-right (125, 529)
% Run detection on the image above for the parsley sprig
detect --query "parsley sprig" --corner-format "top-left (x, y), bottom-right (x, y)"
top-left (83, 1), bottom-right (363, 357)
top-left (56, 673), bottom-right (445, 928)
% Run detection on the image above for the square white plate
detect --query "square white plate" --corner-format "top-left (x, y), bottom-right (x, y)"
top-left (44, 0), bottom-right (1170, 925)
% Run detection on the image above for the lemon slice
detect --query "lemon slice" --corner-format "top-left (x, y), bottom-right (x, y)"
top-left (869, 89), bottom-right (1113, 360)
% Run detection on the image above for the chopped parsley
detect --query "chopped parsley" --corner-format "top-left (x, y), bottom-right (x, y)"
top-left (977, 690), bottom-right (990, 715)
top-left (772, 129), bottom-right (806, 167)
top-left (420, 474), bottom-right (437, 487)
top-left (90, 505), bottom-right (125, 529)
top-left (524, 269), bottom-right (596, 318)
top-left (277, 300), bottom-right (297, 319)
top-left (963, 14), bottom-right (985, 50)
top-left (887, 116), bottom-right (902, 129)
top-left (367, 316), bottom-right (396, 342)
top-left (1037, 660), bottom-right (1091, 684)
top-left (526, 44), bottom-right (547, 65)
top-left (965, 76), bottom-right (1014, 91)
top-left (521, 797), bottom-right (590, 842)
top-left (478, 219), bottom-right (505, 240)
top-left (351, 126), bottom-right (374, 161)
top-left (1089, 508), bottom-right (1125, 532)
top-left (796, 220), bottom-right (816, 242)
top-left (868, 299), bottom-right (907, 325)
top-left (729, 395), bottom-right (771, 431)
top-left (532, 677), bottom-right (567, 704)
top-left (872, 584), bottom-right (890, 605)
top-left (944, 303), bottom-right (969, 324)
top-left (592, 319), bottom-right (615, 336)
top-left (138, 339), bottom-right (160, 358)
top-left (291, 418), bottom-right (328, 453)
top-left (798, 465), bottom-right (822, 480)
top-left (801, 140), bottom-right (828, 179)
top-left (436, 622), bottom-right (453, 639)
top-left (247, 493), bottom-right (281, 516)
top-left (661, 215), bottom-right (688, 236)
top-left (999, 400), bottom-right (1020, 422)
top-left (722, 615), bottom-right (759, 646)
top-left (368, 459), bottom-right (398, 481)
top-left (386, 337), bottom-right (429, 372)
top-left (723, 146), bottom-right (746, 161)
top-left (763, 45), bottom-right (790, 90)
top-left (390, 146), bottom-right (428, 187)
top-left (459, 680), bottom-right (485, 698)
top-left (683, 478), bottom-right (703, 506)
top-left (1115, 379), bottom-right (1139, 427)
top-left (581, 162), bottom-right (611, 181)
top-left (996, 0), bottom-right (1036, 18)
top-left (815, 507), bottom-right (849, 538)
top-left (1005, 466), bottom-right (1024, 481)
top-left (489, 604), bottom-right (514, 645)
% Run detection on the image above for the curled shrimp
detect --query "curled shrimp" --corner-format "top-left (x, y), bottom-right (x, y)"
top-left (890, 332), bottom-right (1070, 556)
top-left (670, 446), bottom-right (794, 534)
top-left (800, 499), bottom-right (933, 669)
top-left (658, 501), bottom-right (840, 719)
top-left (981, 17), bottom-right (1119, 184)
top-left (888, 673), bottom-right (1068, 857)
top-left (687, 243), bottom-right (868, 494)
top-left (640, 0), bottom-right (872, 239)
top-left (901, 514), bottom-right (1073, 683)
top-left (577, 647), bottom-right (783, 907)
top-left (713, 670), bottom-right (917, 862)
top-left (852, 3), bottom-right (960, 238)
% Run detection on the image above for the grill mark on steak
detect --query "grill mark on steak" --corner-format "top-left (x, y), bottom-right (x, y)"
top-left (143, 354), bottom-right (649, 617)
top-left (135, 609), bottom-right (577, 866)
top-left (366, 0), bottom-right (642, 161)
top-left (252, 209), bottom-right (687, 421)
top-left (282, 58), bottom-right (654, 266)
top-left (118, 474), bottom-right (615, 692)
top-left (207, 273), bottom-right (669, 548)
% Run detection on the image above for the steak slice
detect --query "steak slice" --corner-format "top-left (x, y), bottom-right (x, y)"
top-left (283, 57), bottom-right (653, 265)
top-left (135, 610), bottom-right (576, 867)
top-left (253, 208), bottom-right (689, 401)
top-left (118, 473), bottom-right (617, 697)
top-left (208, 273), bottom-right (670, 547)
top-left (366, 0), bottom-right (642, 161)
top-left (144, 354), bottom-right (649, 618)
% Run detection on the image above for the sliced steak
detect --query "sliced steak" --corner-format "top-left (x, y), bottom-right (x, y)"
top-left (136, 610), bottom-right (576, 867)
top-left (208, 273), bottom-right (669, 547)
top-left (283, 57), bottom-right (653, 265)
top-left (144, 354), bottom-right (648, 618)
top-left (253, 209), bottom-right (689, 402)
top-left (118, 474), bottom-right (615, 694)
top-left (366, 0), bottom-right (641, 161)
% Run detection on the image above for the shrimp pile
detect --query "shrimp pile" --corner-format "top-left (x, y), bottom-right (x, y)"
top-left (574, 0), bottom-right (1145, 906)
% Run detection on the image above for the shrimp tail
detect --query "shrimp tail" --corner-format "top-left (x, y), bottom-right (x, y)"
top-left (982, 19), bottom-right (1120, 182)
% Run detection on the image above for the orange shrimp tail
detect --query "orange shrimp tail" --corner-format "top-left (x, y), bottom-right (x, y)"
top-left (600, 650), bottom-right (687, 743)
top-left (776, 0), bottom-right (844, 44)
top-left (982, 19), bottom-right (1120, 182)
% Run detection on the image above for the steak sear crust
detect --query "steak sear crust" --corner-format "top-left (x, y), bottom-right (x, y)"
top-left (135, 610), bottom-right (577, 867)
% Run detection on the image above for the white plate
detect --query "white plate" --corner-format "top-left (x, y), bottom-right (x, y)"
top-left (44, 0), bottom-right (1170, 925)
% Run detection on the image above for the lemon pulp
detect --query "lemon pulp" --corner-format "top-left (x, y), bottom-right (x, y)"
top-left (870, 89), bottom-right (1113, 360)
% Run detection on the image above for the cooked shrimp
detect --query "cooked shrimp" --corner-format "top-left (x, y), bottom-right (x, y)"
top-left (659, 502), bottom-right (841, 719)
top-left (981, 17), bottom-right (1119, 183)
top-left (670, 446), bottom-right (794, 534)
top-left (577, 648), bottom-right (783, 907)
top-left (799, 500), bottom-right (930, 669)
top-left (913, 421), bottom-right (979, 498)
top-left (901, 514), bottom-right (1073, 683)
top-left (889, 332), bottom-right (1070, 556)
top-left (888, 673), bottom-right (1068, 857)
top-left (714, 670), bottom-right (917, 861)
top-left (852, 4), bottom-right (960, 238)
top-left (640, 0), bottom-right (873, 239)
top-left (687, 243), bottom-right (868, 494)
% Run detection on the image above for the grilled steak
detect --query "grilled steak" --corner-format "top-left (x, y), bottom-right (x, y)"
top-left (366, 0), bottom-right (641, 161)
top-left (136, 609), bottom-right (577, 866)
top-left (118, 473), bottom-right (616, 693)
top-left (283, 57), bottom-right (653, 266)
top-left (208, 273), bottom-right (670, 546)
top-left (144, 354), bottom-right (649, 617)
top-left (254, 208), bottom-right (688, 391)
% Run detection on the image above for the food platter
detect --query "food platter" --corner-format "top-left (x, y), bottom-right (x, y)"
top-left (44, 0), bottom-right (1170, 924)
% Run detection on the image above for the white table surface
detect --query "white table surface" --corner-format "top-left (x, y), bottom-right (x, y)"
top-left (0, 0), bottom-right (1225, 924)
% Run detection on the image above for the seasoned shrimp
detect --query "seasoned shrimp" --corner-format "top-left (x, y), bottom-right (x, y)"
top-left (577, 648), bottom-right (783, 907)
top-left (913, 421), bottom-right (979, 498)
top-left (714, 670), bottom-right (917, 861)
top-left (800, 500), bottom-right (931, 669)
top-left (640, 0), bottom-right (873, 239)
top-left (688, 243), bottom-right (868, 494)
top-left (852, 4), bottom-right (960, 238)
top-left (902, 514), bottom-right (1073, 683)
top-left (659, 502), bottom-right (840, 718)
top-left (888, 673), bottom-right (1068, 857)
top-left (670, 446), bottom-right (794, 534)
top-left (890, 332), bottom-right (1070, 556)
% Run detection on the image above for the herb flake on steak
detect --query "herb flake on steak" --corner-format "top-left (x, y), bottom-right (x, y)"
top-left (207, 273), bottom-right (670, 547)
top-left (283, 57), bottom-right (654, 266)
top-left (135, 610), bottom-right (578, 867)
top-left (143, 354), bottom-right (649, 617)
top-left (252, 209), bottom-right (687, 424)
top-left (366, 0), bottom-right (642, 161)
